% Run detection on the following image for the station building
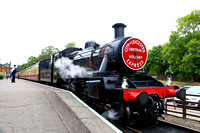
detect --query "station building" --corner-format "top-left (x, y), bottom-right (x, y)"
top-left (0, 63), bottom-right (11, 74)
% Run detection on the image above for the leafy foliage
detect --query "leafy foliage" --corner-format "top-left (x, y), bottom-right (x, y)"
top-left (163, 10), bottom-right (200, 79)
top-left (144, 45), bottom-right (168, 75)
top-left (146, 10), bottom-right (200, 81)
top-left (26, 56), bottom-right (39, 68)
top-left (17, 57), bottom-right (38, 68)
top-left (177, 10), bottom-right (200, 35)
top-left (17, 63), bottom-right (27, 69)
top-left (65, 42), bottom-right (77, 48)
top-left (18, 46), bottom-right (59, 68)
top-left (18, 42), bottom-right (78, 69)
top-left (38, 46), bottom-right (59, 61)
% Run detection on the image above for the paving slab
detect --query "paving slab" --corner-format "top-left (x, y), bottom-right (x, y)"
top-left (0, 79), bottom-right (122, 133)
top-left (33, 81), bottom-right (122, 133)
top-left (0, 79), bottom-right (89, 133)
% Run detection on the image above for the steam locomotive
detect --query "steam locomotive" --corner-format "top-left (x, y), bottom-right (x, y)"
top-left (19, 23), bottom-right (186, 124)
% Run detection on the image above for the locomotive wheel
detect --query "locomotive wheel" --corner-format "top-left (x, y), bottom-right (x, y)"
top-left (159, 98), bottom-right (165, 114)
top-left (56, 78), bottom-right (64, 88)
top-left (117, 103), bottom-right (133, 125)
top-left (124, 105), bottom-right (132, 120)
top-left (69, 82), bottom-right (76, 92)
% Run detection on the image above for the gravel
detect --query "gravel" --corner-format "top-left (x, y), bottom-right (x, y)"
top-left (159, 114), bottom-right (200, 131)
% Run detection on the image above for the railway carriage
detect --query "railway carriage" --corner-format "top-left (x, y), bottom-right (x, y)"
top-left (20, 62), bottom-right (39, 81)
top-left (19, 59), bottom-right (51, 83)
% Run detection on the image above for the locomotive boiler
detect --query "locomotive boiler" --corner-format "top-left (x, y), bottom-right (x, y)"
top-left (53, 23), bottom-right (186, 123)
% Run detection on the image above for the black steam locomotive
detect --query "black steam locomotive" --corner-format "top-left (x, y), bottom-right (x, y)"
top-left (19, 23), bottom-right (185, 123)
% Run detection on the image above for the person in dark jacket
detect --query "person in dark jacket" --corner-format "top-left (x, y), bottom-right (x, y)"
top-left (11, 65), bottom-right (16, 83)
top-left (9, 68), bottom-right (12, 80)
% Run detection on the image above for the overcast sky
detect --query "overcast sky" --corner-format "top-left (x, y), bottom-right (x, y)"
top-left (0, 0), bottom-right (199, 66)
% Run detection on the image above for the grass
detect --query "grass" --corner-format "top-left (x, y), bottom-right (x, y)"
top-left (159, 80), bottom-right (200, 87)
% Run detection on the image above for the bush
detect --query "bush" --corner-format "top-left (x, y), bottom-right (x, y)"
top-left (0, 72), bottom-right (4, 79)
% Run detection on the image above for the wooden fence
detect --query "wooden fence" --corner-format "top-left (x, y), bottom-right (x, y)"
top-left (164, 94), bottom-right (200, 120)
top-left (158, 75), bottom-right (200, 82)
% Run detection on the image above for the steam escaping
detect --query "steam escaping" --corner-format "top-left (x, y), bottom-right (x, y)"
top-left (54, 57), bottom-right (92, 80)
top-left (101, 109), bottom-right (119, 121)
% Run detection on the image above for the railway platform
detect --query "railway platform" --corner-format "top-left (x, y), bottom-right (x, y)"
top-left (0, 79), bottom-right (121, 133)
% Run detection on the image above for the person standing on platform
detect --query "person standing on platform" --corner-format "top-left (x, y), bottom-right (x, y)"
top-left (9, 68), bottom-right (12, 80)
top-left (11, 65), bottom-right (16, 83)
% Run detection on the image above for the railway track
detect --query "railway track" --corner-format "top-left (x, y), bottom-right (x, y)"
top-left (113, 123), bottom-right (141, 133)
top-left (114, 119), bottom-right (200, 133)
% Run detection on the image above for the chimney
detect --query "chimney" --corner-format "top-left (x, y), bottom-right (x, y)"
top-left (112, 23), bottom-right (126, 39)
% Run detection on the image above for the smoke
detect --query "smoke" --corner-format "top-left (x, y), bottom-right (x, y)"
top-left (101, 109), bottom-right (119, 121)
top-left (54, 57), bottom-right (92, 80)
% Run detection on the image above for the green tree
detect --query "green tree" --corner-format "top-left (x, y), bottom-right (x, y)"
top-left (145, 45), bottom-right (168, 75)
top-left (177, 10), bottom-right (200, 35)
top-left (38, 46), bottom-right (59, 61)
top-left (163, 10), bottom-right (200, 80)
top-left (17, 65), bottom-right (21, 68)
top-left (179, 38), bottom-right (200, 79)
top-left (26, 56), bottom-right (38, 68)
top-left (19, 63), bottom-right (28, 69)
top-left (162, 32), bottom-right (188, 75)
top-left (65, 42), bottom-right (77, 48)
